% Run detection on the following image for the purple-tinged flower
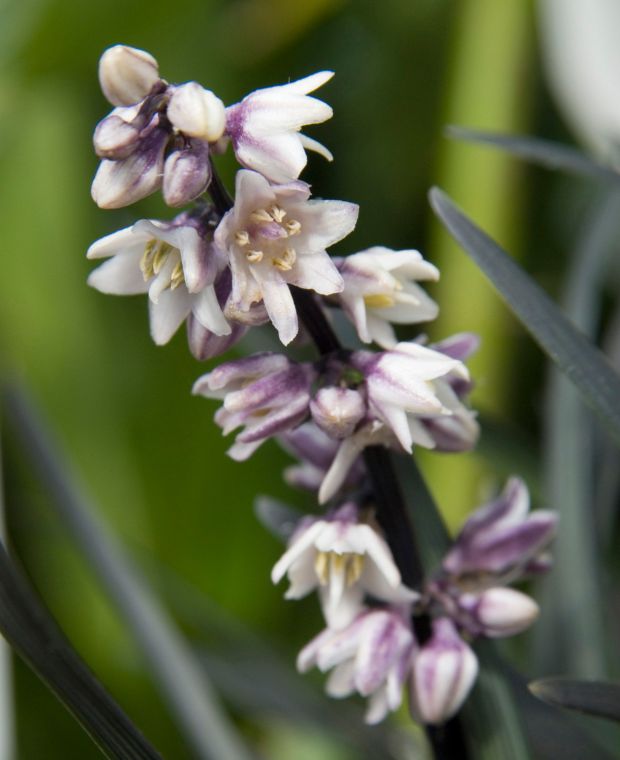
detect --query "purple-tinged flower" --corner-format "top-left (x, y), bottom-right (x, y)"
top-left (335, 247), bottom-right (439, 348)
top-left (98, 45), bottom-right (161, 107)
top-left (442, 478), bottom-right (558, 582)
top-left (279, 422), bottom-right (366, 494)
top-left (457, 588), bottom-right (539, 638)
top-left (193, 353), bottom-right (315, 460)
top-left (225, 72), bottom-right (334, 184)
top-left (272, 503), bottom-right (417, 629)
top-left (215, 170), bottom-right (358, 345)
top-left (309, 387), bottom-right (366, 440)
top-left (410, 617), bottom-right (478, 725)
top-left (87, 212), bottom-right (229, 345)
top-left (298, 607), bottom-right (416, 724)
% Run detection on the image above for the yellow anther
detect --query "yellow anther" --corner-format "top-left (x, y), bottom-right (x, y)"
top-left (285, 219), bottom-right (301, 236)
top-left (272, 247), bottom-right (296, 271)
top-left (346, 554), bottom-right (365, 586)
top-left (330, 553), bottom-right (346, 575)
top-left (246, 249), bottom-right (264, 263)
top-left (315, 552), bottom-right (329, 585)
top-left (235, 230), bottom-right (250, 246)
top-left (140, 240), bottom-right (157, 279)
top-left (152, 242), bottom-right (172, 274)
top-left (364, 293), bottom-right (396, 309)
top-left (170, 260), bottom-right (184, 290)
top-left (269, 205), bottom-right (287, 223)
top-left (250, 208), bottom-right (273, 224)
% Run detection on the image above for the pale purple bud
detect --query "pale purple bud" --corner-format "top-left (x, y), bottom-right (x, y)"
top-left (443, 479), bottom-right (558, 578)
top-left (410, 617), bottom-right (478, 725)
top-left (98, 45), bottom-right (160, 107)
top-left (168, 83), bottom-right (226, 142)
top-left (91, 123), bottom-right (168, 209)
top-left (459, 588), bottom-right (539, 638)
top-left (309, 387), bottom-right (366, 439)
top-left (93, 112), bottom-right (141, 160)
top-left (163, 139), bottom-right (211, 207)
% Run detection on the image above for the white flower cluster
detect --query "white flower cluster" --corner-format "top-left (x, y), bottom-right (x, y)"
top-left (86, 45), bottom-right (555, 733)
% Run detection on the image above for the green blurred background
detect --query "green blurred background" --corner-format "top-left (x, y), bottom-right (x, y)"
top-left (0, 0), bottom-right (618, 757)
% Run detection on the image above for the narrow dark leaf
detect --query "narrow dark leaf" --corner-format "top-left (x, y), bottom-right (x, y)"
top-left (254, 497), bottom-right (301, 542)
top-left (0, 540), bottom-right (162, 759)
top-left (446, 127), bottom-right (620, 184)
top-left (530, 678), bottom-right (620, 723)
top-left (429, 187), bottom-right (620, 447)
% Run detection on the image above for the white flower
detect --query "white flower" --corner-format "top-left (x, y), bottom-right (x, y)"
top-left (225, 71), bottom-right (334, 184)
top-left (298, 607), bottom-right (416, 724)
top-left (215, 170), bottom-right (358, 345)
top-left (87, 214), bottom-right (230, 344)
top-left (167, 83), bottom-right (226, 142)
top-left (336, 247), bottom-right (439, 348)
top-left (272, 503), bottom-right (417, 629)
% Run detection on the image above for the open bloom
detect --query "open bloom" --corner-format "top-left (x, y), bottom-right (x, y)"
top-left (298, 607), bottom-right (416, 724)
top-left (193, 353), bottom-right (315, 460)
top-left (335, 247), bottom-right (439, 348)
top-left (318, 342), bottom-right (475, 503)
top-left (87, 212), bottom-right (229, 345)
top-left (225, 72), bottom-right (334, 184)
top-left (215, 170), bottom-right (358, 344)
top-left (272, 502), bottom-right (417, 629)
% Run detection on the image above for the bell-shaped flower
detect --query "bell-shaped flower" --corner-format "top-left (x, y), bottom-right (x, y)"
top-left (298, 607), bottom-right (416, 724)
top-left (457, 588), bottom-right (540, 638)
top-left (442, 478), bottom-right (558, 582)
top-left (193, 353), bottom-right (315, 460)
top-left (214, 170), bottom-right (358, 345)
top-left (87, 212), bottom-right (229, 345)
top-left (225, 72), bottom-right (334, 184)
top-left (272, 503), bottom-right (417, 629)
top-left (410, 617), bottom-right (478, 725)
top-left (98, 45), bottom-right (161, 107)
top-left (335, 247), bottom-right (439, 348)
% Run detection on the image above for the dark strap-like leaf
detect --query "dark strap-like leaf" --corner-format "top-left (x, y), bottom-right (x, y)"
top-left (0, 539), bottom-right (162, 759)
top-left (446, 127), bottom-right (620, 184)
top-left (529, 678), bottom-right (620, 723)
top-left (429, 187), bottom-right (620, 447)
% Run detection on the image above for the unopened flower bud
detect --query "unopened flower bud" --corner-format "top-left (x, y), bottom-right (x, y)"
top-left (98, 45), bottom-right (160, 106)
top-left (168, 83), bottom-right (226, 142)
top-left (410, 618), bottom-right (478, 725)
top-left (461, 588), bottom-right (539, 638)
top-left (310, 387), bottom-right (365, 439)
top-left (93, 112), bottom-right (141, 160)
top-left (163, 140), bottom-right (211, 207)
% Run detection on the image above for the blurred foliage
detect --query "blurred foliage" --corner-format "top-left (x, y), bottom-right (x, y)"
top-left (0, 0), bottom-right (618, 758)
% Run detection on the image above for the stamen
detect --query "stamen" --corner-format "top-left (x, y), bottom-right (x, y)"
top-left (170, 260), bottom-right (184, 290)
top-left (269, 205), bottom-right (287, 223)
top-left (346, 554), bottom-right (365, 586)
top-left (250, 208), bottom-right (272, 224)
top-left (246, 249), bottom-right (264, 263)
top-left (272, 247), bottom-right (296, 271)
top-left (152, 242), bottom-right (172, 274)
top-left (285, 219), bottom-right (301, 236)
top-left (315, 552), bottom-right (329, 585)
top-left (235, 230), bottom-right (250, 246)
top-left (364, 293), bottom-right (396, 309)
top-left (140, 239), bottom-right (157, 279)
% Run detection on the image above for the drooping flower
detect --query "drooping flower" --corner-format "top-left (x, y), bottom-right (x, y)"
top-left (214, 169), bottom-right (358, 345)
top-left (409, 617), bottom-right (478, 725)
top-left (318, 342), bottom-right (476, 503)
top-left (193, 353), bottom-right (315, 460)
top-left (225, 72), bottom-right (335, 184)
top-left (87, 211), bottom-right (230, 345)
top-left (297, 606), bottom-right (416, 724)
top-left (335, 247), bottom-right (439, 348)
top-left (272, 502), bottom-right (417, 629)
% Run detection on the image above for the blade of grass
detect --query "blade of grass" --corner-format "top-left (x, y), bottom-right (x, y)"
top-left (2, 383), bottom-right (255, 760)
top-left (529, 678), bottom-right (620, 723)
top-left (0, 538), bottom-right (162, 759)
top-left (429, 187), bottom-right (620, 447)
top-left (446, 127), bottom-right (620, 184)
